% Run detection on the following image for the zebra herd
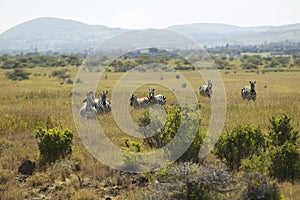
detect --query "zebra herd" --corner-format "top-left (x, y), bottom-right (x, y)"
top-left (80, 81), bottom-right (257, 119)
top-left (80, 88), bottom-right (167, 119)
top-left (80, 90), bottom-right (111, 119)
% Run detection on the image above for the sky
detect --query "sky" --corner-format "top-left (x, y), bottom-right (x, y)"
top-left (1, 0), bottom-right (300, 33)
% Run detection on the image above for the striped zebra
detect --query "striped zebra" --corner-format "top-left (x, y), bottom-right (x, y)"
top-left (80, 91), bottom-right (97, 119)
top-left (199, 80), bottom-right (212, 97)
top-left (95, 91), bottom-right (111, 113)
top-left (129, 93), bottom-right (150, 109)
top-left (148, 88), bottom-right (167, 106)
top-left (241, 81), bottom-right (256, 101)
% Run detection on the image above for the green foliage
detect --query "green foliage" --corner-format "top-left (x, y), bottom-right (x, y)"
top-left (241, 154), bottom-right (269, 174)
top-left (269, 143), bottom-right (300, 181)
top-left (51, 69), bottom-right (70, 81)
top-left (0, 54), bottom-right (83, 69)
top-left (139, 105), bottom-right (203, 162)
top-left (5, 68), bottom-right (31, 80)
top-left (268, 115), bottom-right (300, 181)
top-left (269, 114), bottom-right (298, 146)
top-left (240, 55), bottom-right (262, 69)
top-left (242, 173), bottom-right (281, 200)
top-left (215, 125), bottom-right (266, 171)
top-left (35, 127), bottom-right (73, 164)
top-left (213, 56), bottom-right (230, 69)
top-left (294, 57), bottom-right (300, 67)
top-left (123, 138), bottom-right (142, 152)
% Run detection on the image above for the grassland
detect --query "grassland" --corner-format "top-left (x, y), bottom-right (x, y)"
top-left (0, 66), bottom-right (300, 199)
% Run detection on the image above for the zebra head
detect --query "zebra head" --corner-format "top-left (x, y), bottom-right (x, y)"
top-left (100, 90), bottom-right (108, 105)
top-left (129, 94), bottom-right (137, 106)
top-left (87, 90), bottom-right (94, 98)
top-left (249, 81), bottom-right (256, 93)
top-left (148, 88), bottom-right (155, 100)
top-left (207, 80), bottom-right (212, 89)
top-left (86, 91), bottom-right (95, 108)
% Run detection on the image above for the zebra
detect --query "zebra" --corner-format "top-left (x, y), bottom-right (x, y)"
top-left (80, 91), bottom-right (97, 119)
top-left (241, 81), bottom-right (256, 101)
top-left (95, 91), bottom-right (111, 113)
top-left (148, 88), bottom-right (167, 106)
top-left (129, 93), bottom-right (150, 109)
top-left (199, 80), bottom-right (212, 97)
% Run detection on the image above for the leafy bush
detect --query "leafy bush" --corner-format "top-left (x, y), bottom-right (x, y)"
top-left (215, 125), bottom-right (266, 171)
top-left (241, 154), bottom-right (269, 174)
top-left (269, 114), bottom-right (298, 146)
top-left (5, 69), bottom-right (31, 81)
top-left (268, 114), bottom-right (300, 181)
top-left (35, 127), bottom-right (73, 164)
top-left (269, 142), bottom-right (300, 181)
top-left (139, 105), bottom-right (203, 162)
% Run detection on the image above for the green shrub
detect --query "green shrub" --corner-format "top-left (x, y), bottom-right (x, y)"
top-left (5, 69), bottom-right (31, 81)
top-left (269, 114), bottom-right (298, 146)
top-left (140, 105), bottom-right (202, 162)
top-left (268, 114), bottom-right (300, 181)
top-left (269, 142), bottom-right (300, 181)
top-left (215, 125), bottom-right (266, 171)
top-left (241, 154), bottom-right (269, 174)
top-left (35, 127), bottom-right (73, 164)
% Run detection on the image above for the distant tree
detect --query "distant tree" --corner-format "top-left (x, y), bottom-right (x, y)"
top-left (5, 69), bottom-right (31, 81)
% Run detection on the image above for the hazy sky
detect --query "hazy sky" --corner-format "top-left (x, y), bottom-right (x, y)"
top-left (1, 0), bottom-right (300, 33)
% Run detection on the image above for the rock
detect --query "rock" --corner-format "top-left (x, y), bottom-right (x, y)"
top-left (18, 159), bottom-right (35, 175)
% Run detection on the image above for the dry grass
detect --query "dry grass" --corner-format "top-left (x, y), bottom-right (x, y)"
top-left (0, 66), bottom-right (300, 198)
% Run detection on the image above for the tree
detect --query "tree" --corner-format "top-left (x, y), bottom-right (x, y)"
top-left (5, 69), bottom-right (31, 81)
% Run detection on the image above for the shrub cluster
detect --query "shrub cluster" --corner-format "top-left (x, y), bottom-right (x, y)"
top-left (215, 114), bottom-right (300, 182)
top-left (35, 127), bottom-right (73, 164)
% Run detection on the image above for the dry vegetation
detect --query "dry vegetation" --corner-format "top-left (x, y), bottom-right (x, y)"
top-left (0, 65), bottom-right (300, 199)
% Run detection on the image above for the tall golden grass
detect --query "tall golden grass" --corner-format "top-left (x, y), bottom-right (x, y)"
top-left (0, 66), bottom-right (300, 198)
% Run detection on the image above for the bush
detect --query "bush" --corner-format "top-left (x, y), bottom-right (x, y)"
top-left (5, 69), bottom-right (31, 81)
top-left (215, 125), bottom-right (266, 171)
top-left (153, 162), bottom-right (236, 200)
top-left (268, 114), bottom-right (300, 181)
top-left (269, 142), bottom-right (300, 181)
top-left (241, 154), bottom-right (269, 174)
top-left (140, 105), bottom-right (203, 162)
top-left (269, 114), bottom-right (298, 146)
top-left (35, 127), bottom-right (73, 164)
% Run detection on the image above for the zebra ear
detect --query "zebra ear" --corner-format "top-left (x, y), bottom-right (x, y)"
top-left (105, 90), bottom-right (108, 95)
top-left (249, 81), bottom-right (251, 84)
top-left (254, 81), bottom-right (256, 84)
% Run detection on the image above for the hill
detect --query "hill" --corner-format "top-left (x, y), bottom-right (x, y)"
top-left (0, 17), bottom-right (126, 54)
top-left (168, 23), bottom-right (300, 46)
top-left (1, 17), bottom-right (300, 54)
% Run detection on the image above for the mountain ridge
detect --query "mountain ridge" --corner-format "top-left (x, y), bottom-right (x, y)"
top-left (1, 17), bottom-right (300, 54)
